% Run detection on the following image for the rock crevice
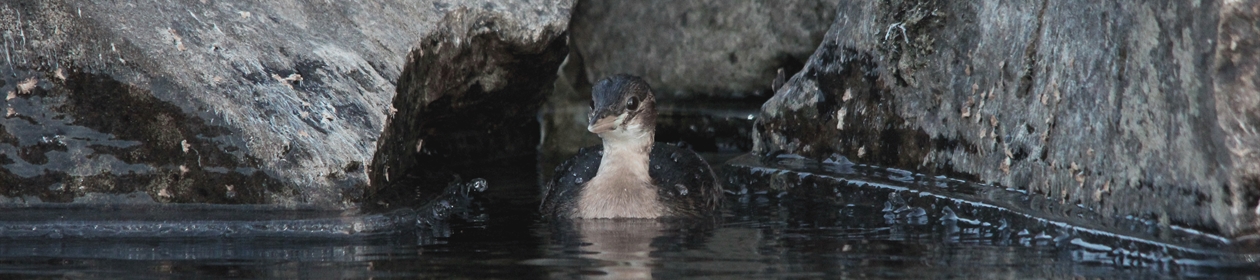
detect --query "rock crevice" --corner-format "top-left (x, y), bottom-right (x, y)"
top-left (367, 5), bottom-right (572, 209)
top-left (0, 0), bottom-right (574, 209)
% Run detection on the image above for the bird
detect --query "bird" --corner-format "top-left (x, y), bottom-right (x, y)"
top-left (541, 74), bottom-right (723, 219)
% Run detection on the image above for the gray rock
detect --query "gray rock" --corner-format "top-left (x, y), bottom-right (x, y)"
top-left (570, 0), bottom-right (838, 99)
top-left (537, 53), bottom-right (602, 188)
top-left (367, 3), bottom-right (572, 208)
top-left (0, 0), bottom-right (573, 209)
top-left (755, 0), bottom-right (1260, 237)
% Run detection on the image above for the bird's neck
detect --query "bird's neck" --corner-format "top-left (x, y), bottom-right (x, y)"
top-left (575, 126), bottom-right (661, 218)
top-left (597, 129), bottom-right (653, 181)
top-left (594, 119), bottom-right (654, 178)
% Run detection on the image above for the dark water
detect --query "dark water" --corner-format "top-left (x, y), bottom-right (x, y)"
top-left (0, 154), bottom-right (1256, 279)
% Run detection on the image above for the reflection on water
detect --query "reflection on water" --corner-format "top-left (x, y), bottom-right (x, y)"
top-left (571, 220), bottom-right (662, 278)
top-left (0, 155), bottom-right (1256, 279)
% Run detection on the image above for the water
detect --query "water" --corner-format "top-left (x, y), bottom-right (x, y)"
top-left (0, 153), bottom-right (1256, 279)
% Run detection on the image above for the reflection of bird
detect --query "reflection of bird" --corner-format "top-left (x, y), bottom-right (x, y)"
top-left (541, 74), bottom-right (723, 219)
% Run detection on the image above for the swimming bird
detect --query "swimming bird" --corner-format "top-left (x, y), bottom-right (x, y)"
top-left (541, 74), bottom-right (723, 219)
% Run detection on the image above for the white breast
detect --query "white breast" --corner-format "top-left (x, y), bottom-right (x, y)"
top-left (574, 134), bottom-right (664, 218)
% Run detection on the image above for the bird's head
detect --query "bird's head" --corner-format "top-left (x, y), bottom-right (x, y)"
top-left (588, 74), bottom-right (656, 143)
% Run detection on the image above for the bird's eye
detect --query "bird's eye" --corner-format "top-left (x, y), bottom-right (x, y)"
top-left (589, 99), bottom-right (595, 110)
top-left (626, 96), bottom-right (639, 111)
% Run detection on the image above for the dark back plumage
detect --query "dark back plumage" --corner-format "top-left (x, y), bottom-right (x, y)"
top-left (540, 143), bottom-right (723, 218)
top-left (542, 74), bottom-right (721, 219)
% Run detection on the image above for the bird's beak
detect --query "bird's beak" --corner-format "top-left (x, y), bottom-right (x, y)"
top-left (587, 115), bottom-right (617, 134)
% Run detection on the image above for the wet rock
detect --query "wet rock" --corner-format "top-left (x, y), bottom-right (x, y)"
top-left (570, 0), bottom-right (838, 99)
top-left (536, 53), bottom-right (601, 187)
top-left (0, 0), bottom-right (573, 209)
top-left (367, 2), bottom-right (572, 209)
top-left (755, 0), bottom-right (1260, 237)
top-left (1214, 1), bottom-right (1260, 239)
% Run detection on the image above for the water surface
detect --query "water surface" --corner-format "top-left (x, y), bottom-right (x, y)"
top-left (0, 154), bottom-right (1254, 279)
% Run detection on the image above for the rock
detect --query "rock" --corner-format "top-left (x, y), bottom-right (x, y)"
top-left (755, 0), bottom-right (1260, 237)
top-left (537, 52), bottom-right (602, 188)
top-left (0, 0), bottom-right (573, 209)
top-left (1214, 0), bottom-right (1260, 238)
top-left (570, 0), bottom-right (837, 99)
top-left (367, 3), bottom-right (572, 208)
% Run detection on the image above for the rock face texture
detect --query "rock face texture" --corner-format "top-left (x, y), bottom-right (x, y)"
top-left (570, 0), bottom-right (838, 99)
top-left (367, 4), bottom-right (571, 208)
top-left (0, 0), bottom-right (573, 209)
top-left (1215, 1), bottom-right (1260, 236)
top-left (754, 0), bottom-right (1260, 237)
